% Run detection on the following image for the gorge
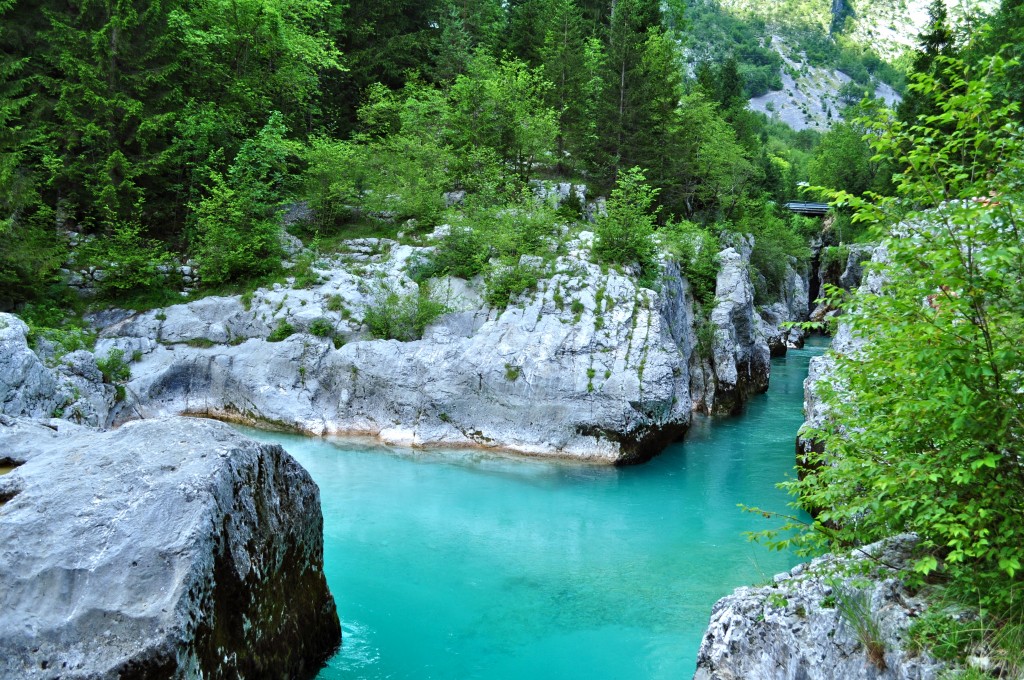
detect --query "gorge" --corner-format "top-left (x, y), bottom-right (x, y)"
top-left (235, 337), bottom-right (827, 678)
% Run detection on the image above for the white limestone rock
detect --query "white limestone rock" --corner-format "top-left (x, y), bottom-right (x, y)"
top-left (694, 535), bottom-right (946, 680)
top-left (0, 416), bottom-right (340, 679)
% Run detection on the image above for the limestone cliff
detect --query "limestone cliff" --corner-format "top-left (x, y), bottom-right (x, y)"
top-left (94, 232), bottom-right (784, 463)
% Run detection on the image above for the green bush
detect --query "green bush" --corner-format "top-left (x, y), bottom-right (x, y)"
top-left (364, 280), bottom-right (449, 341)
top-left (82, 220), bottom-right (173, 295)
top-left (267, 319), bottom-right (295, 342)
top-left (96, 349), bottom-right (131, 383)
top-left (661, 219), bottom-right (720, 306)
top-left (767, 56), bottom-right (1024, 617)
top-left (592, 167), bottom-right (659, 280)
top-left (325, 294), bottom-right (345, 312)
top-left (192, 113), bottom-right (291, 286)
top-left (418, 225), bottom-right (490, 280)
top-left (484, 260), bottom-right (541, 309)
top-left (309, 317), bottom-right (334, 337)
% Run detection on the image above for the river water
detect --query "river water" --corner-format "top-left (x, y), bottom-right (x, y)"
top-left (238, 338), bottom-right (827, 679)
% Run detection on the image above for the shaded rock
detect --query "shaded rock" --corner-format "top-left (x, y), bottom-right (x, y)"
top-left (691, 238), bottom-right (771, 415)
top-left (810, 243), bottom-right (875, 322)
top-left (694, 535), bottom-right (945, 680)
top-left (798, 244), bottom-right (886, 454)
top-left (0, 313), bottom-right (116, 427)
top-left (0, 416), bottom-right (340, 679)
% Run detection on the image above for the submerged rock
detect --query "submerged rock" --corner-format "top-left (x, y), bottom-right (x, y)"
top-left (0, 416), bottom-right (340, 679)
top-left (693, 535), bottom-right (945, 680)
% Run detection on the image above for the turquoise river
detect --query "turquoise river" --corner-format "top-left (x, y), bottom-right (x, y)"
top-left (239, 338), bottom-right (827, 679)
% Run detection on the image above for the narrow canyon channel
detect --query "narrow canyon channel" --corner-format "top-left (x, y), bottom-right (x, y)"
top-left (237, 337), bottom-right (828, 679)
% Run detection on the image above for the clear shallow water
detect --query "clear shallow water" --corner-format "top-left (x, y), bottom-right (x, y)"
top-left (239, 338), bottom-right (828, 680)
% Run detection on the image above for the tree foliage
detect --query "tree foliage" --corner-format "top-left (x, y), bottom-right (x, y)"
top-left (592, 166), bottom-right (659, 277)
top-left (780, 55), bottom-right (1024, 609)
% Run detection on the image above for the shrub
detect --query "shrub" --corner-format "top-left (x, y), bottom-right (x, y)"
top-left (363, 280), bottom-right (449, 341)
top-left (592, 167), bottom-right (659, 280)
top-left (504, 364), bottom-right (521, 381)
top-left (309, 317), bottom-right (334, 337)
top-left (661, 219), bottom-right (720, 306)
top-left (423, 225), bottom-right (489, 280)
top-left (766, 56), bottom-right (1024, 617)
top-left (96, 349), bottom-right (131, 383)
top-left (82, 219), bottom-right (173, 295)
top-left (484, 260), bottom-right (541, 309)
top-left (325, 294), bottom-right (345, 312)
top-left (192, 113), bottom-right (291, 286)
top-left (267, 319), bottom-right (295, 342)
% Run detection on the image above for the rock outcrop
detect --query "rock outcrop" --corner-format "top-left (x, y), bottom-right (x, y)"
top-left (693, 535), bottom-right (945, 680)
top-left (798, 244), bottom-right (885, 454)
top-left (0, 313), bottom-right (117, 427)
top-left (690, 238), bottom-right (772, 415)
top-left (758, 259), bottom-right (812, 357)
top-left (93, 232), bottom-right (782, 464)
top-left (0, 416), bottom-right (341, 679)
top-left (809, 242), bottom-right (876, 323)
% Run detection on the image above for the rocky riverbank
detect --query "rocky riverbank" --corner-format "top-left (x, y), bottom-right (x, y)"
top-left (693, 535), bottom-right (945, 680)
top-left (87, 230), bottom-right (805, 464)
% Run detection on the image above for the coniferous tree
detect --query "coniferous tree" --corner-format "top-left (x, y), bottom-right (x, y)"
top-left (40, 0), bottom-right (179, 234)
top-left (319, 0), bottom-right (441, 132)
top-left (898, 0), bottom-right (958, 124)
top-left (541, 0), bottom-right (602, 173)
top-left (503, 0), bottom-right (548, 66)
top-left (597, 0), bottom-right (663, 176)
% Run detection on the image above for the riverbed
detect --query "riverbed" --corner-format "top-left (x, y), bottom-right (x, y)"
top-left (238, 338), bottom-right (827, 679)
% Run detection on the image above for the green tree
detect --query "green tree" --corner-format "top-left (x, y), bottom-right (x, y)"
top-left (449, 52), bottom-right (557, 180)
top-left (897, 0), bottom-right (958, 124)
top-left (597, 0), bottom-right (664, 175)
top-left (807, 122), bottom-right (875, 197)
top-left (592, 166), bottom-right (659, 278)
top-left (541, 0), bottom-right (603, 173)
top-left (671, 92), bottom-right (754, 219)
top-left (781, 55), bottom-right (1024, 610)
top-left (192, 112), bottom-right (292, 285)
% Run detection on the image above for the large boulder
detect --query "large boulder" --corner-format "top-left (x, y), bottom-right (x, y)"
top-left (94, 234), bottom-right (776, 463)
top-left (0, 416), bottom-right (340, 679)
top-left (96, 238), bottom-right (678, 463)
top-left (693, 535), bottom-right (945, 680)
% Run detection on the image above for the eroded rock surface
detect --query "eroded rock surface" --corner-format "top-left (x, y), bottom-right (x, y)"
top-left (0, 416), bottom-right (340, 679)
top-left (0, 313), bottom-right (116, 427)
top-left (690, 238), bottom-right (773, 415)
top-left (95, 233), bottom-right (786, 463)
top-left (693, 535), bottom-right (945, 680)
top-left (798, 244), bottom-right (885, 454)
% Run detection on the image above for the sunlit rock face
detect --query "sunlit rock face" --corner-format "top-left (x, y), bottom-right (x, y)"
top-left (93, 233), bottom-right (787, 464)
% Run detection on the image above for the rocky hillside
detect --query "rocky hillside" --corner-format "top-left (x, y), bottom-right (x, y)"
top-left (81, 229), bottom-right (807, 464)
